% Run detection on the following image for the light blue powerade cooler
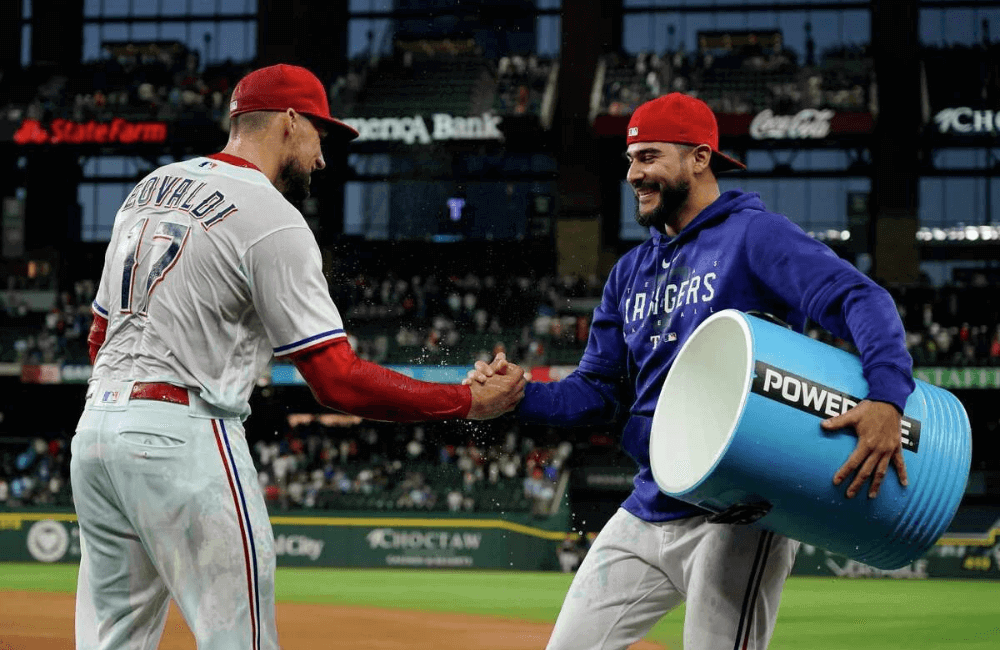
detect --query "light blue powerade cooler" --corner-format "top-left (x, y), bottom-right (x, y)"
top-left (649, 309), bottom-right (972, 570)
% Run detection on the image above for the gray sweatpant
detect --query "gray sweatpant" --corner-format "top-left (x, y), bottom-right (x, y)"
top-left (547, 508), bottom-right (799, 650)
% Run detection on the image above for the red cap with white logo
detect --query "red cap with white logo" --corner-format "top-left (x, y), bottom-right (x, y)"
top-left (626, 93), bottom-right (745, 172)
top-left (230, 64), bottom-right (359, 141)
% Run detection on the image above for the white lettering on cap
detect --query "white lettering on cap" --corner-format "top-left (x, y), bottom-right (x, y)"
top-left (628, 127), bottom-right (638, 136)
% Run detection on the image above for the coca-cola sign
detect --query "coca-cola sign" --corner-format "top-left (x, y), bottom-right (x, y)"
top-left (750, 109), bottom-right (834, 140)
top-left (933, 107), bottom-right (1000, 134)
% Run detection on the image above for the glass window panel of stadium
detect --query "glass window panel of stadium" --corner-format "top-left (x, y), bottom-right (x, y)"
top-left (344, 153), bottom-right (558, 241)
top-left (613, 0), bottom-right (1000, 286)
top-left (341, 1), bottom-right (562, 244)
top-left (17, 0), bottom-right (259, 241)
top-left (49, 0), bottom-right (564, 243)
top-left (18, 0), bottom-right (1000, 282)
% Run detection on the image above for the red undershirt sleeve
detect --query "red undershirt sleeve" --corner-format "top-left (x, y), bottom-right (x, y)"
top-left (289, 339), bottom-right (472, 421)
top-left (88, 312), bottom-right (108, 365)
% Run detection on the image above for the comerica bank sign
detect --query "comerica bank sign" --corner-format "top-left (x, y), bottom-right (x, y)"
top-left (341, 112), bottom-right (504, 144)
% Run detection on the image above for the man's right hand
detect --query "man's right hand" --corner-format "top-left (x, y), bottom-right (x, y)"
top-left (463, 352), bottom-right (530, 386)
top-left (465, 354), bottom-right (527, 420)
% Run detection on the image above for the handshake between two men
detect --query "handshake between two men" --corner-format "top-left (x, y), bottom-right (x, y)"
top-left (464, 353), bottom-right (527, 420)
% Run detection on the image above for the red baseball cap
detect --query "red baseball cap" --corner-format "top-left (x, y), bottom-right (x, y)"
top-left (230, 64), bottom-right (359, 141)
top-left (626, 93), bottom-right (745, 172)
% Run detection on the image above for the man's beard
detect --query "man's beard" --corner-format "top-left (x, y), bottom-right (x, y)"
top-left (278, 158), bottom-right (311, 208)
top-left (634, 178), bottom-right (690, 230)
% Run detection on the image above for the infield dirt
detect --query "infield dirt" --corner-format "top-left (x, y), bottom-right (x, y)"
top-left (0, 591), bottom-right (667, 649)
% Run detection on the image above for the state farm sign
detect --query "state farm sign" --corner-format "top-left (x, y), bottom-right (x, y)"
top-left (13, 118), bottom-right (168, 145)
top-left (750, 109), bottom-right (834, 140)
top-left (341, 113), bottom-right (503, 144)
top-left (933, 107), bottom-right (1000, 134)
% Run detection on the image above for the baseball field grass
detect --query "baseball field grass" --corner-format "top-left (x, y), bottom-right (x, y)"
top-left (1, 563), bottom-right (998, 649)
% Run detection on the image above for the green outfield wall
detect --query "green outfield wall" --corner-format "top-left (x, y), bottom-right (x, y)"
top-left (0, 508), bottom-right (571, 571)
top-left (2, 507), bottom-right (997, 578)
top-left (792, 534), bottom-right (1000, 579)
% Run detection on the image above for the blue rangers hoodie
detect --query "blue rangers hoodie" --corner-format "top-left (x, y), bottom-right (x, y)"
top-left (517, 189), bottom-right (915, 522)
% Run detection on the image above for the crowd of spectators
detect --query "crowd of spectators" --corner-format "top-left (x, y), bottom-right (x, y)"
top-left (4, 397), bottom-right (999, 511)
top-left (251, 414), bottom-right (572, 516)
top-left (5, 26), bottom-right (1000, 523)
top-left (2, 42), bottom-right (250, 127)
top-left (0, 437), bottom-right (72, 508)
top-left (3, 37), bottom-right (554, 135)
top-left (600, 25), bottom-right (873, 117)
top-left (493, 54), bottom-right (554, 116)
top-left (2, 278), bottom-right (95, 364)
top-left (600, 19), bottom-right (1000, 120)
top-left (5, 26), bottom-right (998, 136)
top-left (3, 268), bottom-right (604, 368)
top-left (4, 275), bottom-right (1000, 510)
top-left (922, 20), bottom-right (1000, 111)
top-left (890, 275), bottom-right (1000, 367)
top-left (5, 261), bottom-right (1000, 510)
top-left (6, 264), bottom-right (1000, 368)
top-left (0, 414), bottom-right (573, 515)
top-left (330, 268), bottom-right (1000, 369)
top-left (330, 270), bottom-right (602, 368)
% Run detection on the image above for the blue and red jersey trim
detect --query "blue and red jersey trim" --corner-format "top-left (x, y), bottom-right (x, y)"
top-left (273, 329), bottom-right (346, 357)
top-left (92, 300), bottom-right (109, 317)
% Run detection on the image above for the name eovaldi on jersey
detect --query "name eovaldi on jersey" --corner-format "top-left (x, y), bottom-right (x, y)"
top-left (122, 162), bottom-right (239, 230)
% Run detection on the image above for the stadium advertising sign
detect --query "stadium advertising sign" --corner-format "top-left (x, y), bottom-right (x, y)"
top-left (573, 467), bottom-right (635, 491)
top-left (793, 534), bottom-right (1000, 580)
top-left (271, 363), bottom-right (469, 385)
top-left (19, 364), bottom-right (91, 384)
top-left (593, 110), bottom-right (872, 139)
top-left (913, 367), bottom-right (1000, 389)
top-left (366, 527), bottom-right (483, 568)
top-left (341, 113), bottom-right (503, 144)
top-left (933, 107), bottom-right (1000, 135)
top-left (795, 543), bottom-right (931, 579)
top-left (0, 514), bottom-right (82, 564)
top-left (265, 519), bottom-right (555, 569)
top-left (12, 118), bottom-right (168, 145)
top-left (750, 109), bottom-right (834, 140)
top-left (273, 534), bottom-right (325, 561)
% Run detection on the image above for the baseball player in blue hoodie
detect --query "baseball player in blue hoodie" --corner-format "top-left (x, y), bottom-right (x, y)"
top-left (467, 93), bottom-right (915, 650)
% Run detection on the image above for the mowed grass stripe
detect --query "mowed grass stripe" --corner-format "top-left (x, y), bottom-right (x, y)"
top-left (1, 564), bottom-right (997, 649)
top-left (0, 561), bottom-right (79, 591)
top-left (770, 578), bottom-right (1000, 650)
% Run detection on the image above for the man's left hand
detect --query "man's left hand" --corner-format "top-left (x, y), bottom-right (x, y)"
top-left (823, 400), bottom-right (909, 499)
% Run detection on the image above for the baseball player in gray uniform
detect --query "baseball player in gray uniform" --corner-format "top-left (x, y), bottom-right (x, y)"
top-left (73, 63), bottom-right (525, 649)
top-left (467, 93), bottom-right (914, 649)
